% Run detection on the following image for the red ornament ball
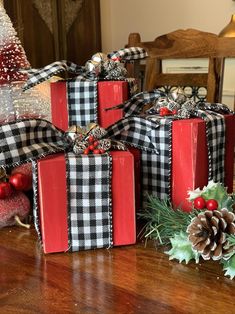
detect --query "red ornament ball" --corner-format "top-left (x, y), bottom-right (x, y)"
top-left (193, 196), bottom-right (206, 210)
top-left (9, 173), bottom-right (31, 191)
top-left (206, 199), bottom-right (218, 211)
top-left (0, 182), bottom-right (13, 199)
top-left (11, 163), bottom-right (32, 190)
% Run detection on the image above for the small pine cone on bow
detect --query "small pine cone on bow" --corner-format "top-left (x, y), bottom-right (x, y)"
top-left (97, 139), bottom-right (111, 151)
top-left (90, 126), bottom-right (107, 139)
top-left (73, 140), bottom-right (87, 154)
top-left (186, 208), bottom-right (235, 261)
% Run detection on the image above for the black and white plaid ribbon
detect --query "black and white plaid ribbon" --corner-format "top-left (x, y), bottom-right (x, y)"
top-left (0, 119), bottom-right (113, 251)
top-left (123, 89), bottom-right (166, 116)
top-left (0, 119), bottom-right (69, 168)
top-left (66, 152), bottom-right (112, 251)
top-left (106, 116), bottom-right (172, 200)
top-left (23, 60), bottom-right (82, 90)
top-left (67, 76), bottom-right (98, 127)
top-left (108, 47), bottom-right (148, 61)
top-left (195, 110), bottom-right (226, 183)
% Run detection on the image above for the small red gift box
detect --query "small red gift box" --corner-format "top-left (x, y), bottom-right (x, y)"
top-left (171, 115), bottom-right (235, 211)
top-left (36, 151), bottom-right (136, 254)
top-left (50, 80), bottom-right (128, 130)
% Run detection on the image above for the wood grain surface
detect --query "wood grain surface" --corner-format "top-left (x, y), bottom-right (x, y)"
top-left (1, 226), bottom-right (235, 314)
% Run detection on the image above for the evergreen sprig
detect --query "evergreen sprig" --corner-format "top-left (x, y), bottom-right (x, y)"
top-left (226, 234), bottom-right (235, 248)
top-left (138, 195), bottom-right (194, 245)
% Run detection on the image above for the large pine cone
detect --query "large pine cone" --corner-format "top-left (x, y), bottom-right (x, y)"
top-left (186, 208), bottom-right (235, 261)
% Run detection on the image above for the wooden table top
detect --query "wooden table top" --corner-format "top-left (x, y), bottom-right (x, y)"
top-left (1, 226), bottom-right (235, 314)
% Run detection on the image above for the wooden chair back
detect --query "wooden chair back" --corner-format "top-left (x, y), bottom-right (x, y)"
top-left (127, 29), bottom-right (235, 103)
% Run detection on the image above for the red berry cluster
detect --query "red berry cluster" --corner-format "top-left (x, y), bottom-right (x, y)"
top-left (111, 57), bottom-right (121, 62)
top-left (83, 135), bottom-right (105, 155)
top-left (159, 107), bottom-right (177, 116)
top-left (193, 196), bottom-right (218, 211)
top-left (0, 172), bottom-right (31, 199)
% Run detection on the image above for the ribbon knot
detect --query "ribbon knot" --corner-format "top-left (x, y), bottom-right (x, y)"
top-left (66, 123), bottom-right (112, 155)
top-left (69, 123), bottom-right (127, 155)
top-left (22, 47), bottom-right (148, 91)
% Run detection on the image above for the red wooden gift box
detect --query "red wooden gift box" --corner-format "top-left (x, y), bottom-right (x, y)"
top-left (37, 151), bottom-right (136, 254)
top-left (171, 115), bottom-right (235, 211)
top-left (50, 80), bottom-right (128, 129)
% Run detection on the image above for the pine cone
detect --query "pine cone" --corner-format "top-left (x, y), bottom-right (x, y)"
top-left (186, 208), bottom-right (235, 261)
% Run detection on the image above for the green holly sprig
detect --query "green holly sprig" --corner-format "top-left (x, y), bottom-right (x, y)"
top-left (139, 181), bottom-right (235, 279)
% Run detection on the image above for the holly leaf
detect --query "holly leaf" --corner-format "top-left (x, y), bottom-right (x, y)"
top-left (188, 181), bottom-right (234, 211)
top-left (200, 181), bottom-right (234, 210)
top-left (165, 231), bottom-right (200, 264)
top-left (221, 253), bottom-right (235, 280)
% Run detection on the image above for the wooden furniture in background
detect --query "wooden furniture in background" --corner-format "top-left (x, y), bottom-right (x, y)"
top-left (127, 29), bottom-right (235, 103)
top-left (4, 0), bottom-right (101, 68)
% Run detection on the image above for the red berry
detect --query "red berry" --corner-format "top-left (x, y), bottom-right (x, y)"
top-left (0, 182), bottom-right (13, 199)
top-left (9, 173), bottom-right (30, 191)
top-left (83, 148), bottom-right (90, 155)
top-left (159, 107), bottom-right (167, 115)
top-left (93, 141), bottom-right (99, 147)
top-left (193, 196), bottom-right (206, 210)
top-left (88, 135), bottom-right (94, 143)
top-left (112, 57), bottom-right (121, 62)
top-left (206, 199), bottom-right (218, 211)
top-left (93, 149), bottom-right (100, 154)
top-left (99, 149), bottom-right (105, 154)
top-left (11, 164), bottom-right (32, 190)
top-left (172, 109), bottom-right (177, 115)
top-left (159, 107), bottom-right (171, 116)
top-left (89, 145), bottom-right (95, 151)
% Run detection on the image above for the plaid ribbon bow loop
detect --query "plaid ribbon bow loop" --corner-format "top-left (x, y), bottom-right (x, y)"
top-left (108, 47), bottom-right (148, 61)
top-left (22, 60), bottom-right (84, 91)
top-left (0, 119), bottom-right (69, 168)
top-left (23, 47), bottom-right (147, 91)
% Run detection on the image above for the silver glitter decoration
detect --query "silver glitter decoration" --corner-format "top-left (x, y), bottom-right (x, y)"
top-left (154, 97), bottom-right (169, 108)
top-left (170, 87), bottom-right (187, 105)
top-left (91, 52), bottom-right (108, 63)
top-left (12, 83), bottom-right (51, 121)
top-left (85, 53), bottom-right (127, 79)
top-left (85, 60), bottom-right (101, 76)
top-left (0, 84), bottom-right (15, 123)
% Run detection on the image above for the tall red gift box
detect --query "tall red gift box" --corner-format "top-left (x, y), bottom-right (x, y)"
top-left (171, 115), bottom-right (235, 211)
top-left (50, 80), bottom-right (141, 212)
top-left (37, 151), bottom-right (136, 254)
top-left (50, 80), bottom-right (128, 130)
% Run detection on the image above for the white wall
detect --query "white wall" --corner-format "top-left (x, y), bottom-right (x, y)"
top-left (100, 0), bottom-right (235, 109)
top-left (100, 0), bottom-right (235, 52)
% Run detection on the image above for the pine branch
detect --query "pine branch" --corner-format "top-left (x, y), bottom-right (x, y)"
top-left (227, 234), bottom-right (235, 247)
top-left (138, 195), bottom-right (194, 245)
